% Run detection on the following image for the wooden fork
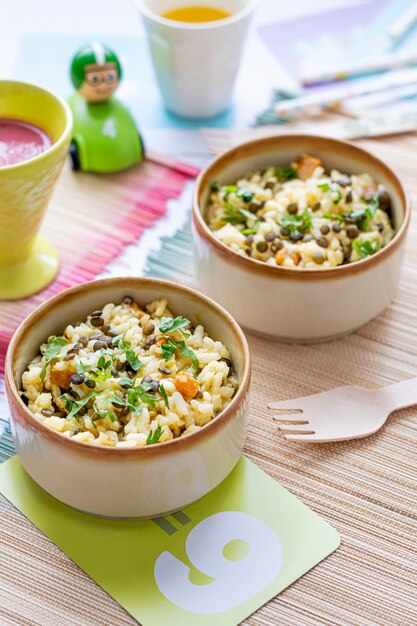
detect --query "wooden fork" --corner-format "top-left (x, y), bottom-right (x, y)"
top-left (268, 378), bottom-right (417, 442)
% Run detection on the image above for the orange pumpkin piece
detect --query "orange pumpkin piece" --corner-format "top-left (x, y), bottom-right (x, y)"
top-left (50, 366), bottom-right (73, 389)
top-left (296, 154), bottom-right (322, 181)
top-left (174, 371), bottom-right (199, 398)
top-left (131, 303), bottom-right (145, 317)
top-left (275, 248), bottom-right (288, 265)
top-left (156, 335), bottom-right (169, 347)
top-left (290, 251), bottom-right (301, 266)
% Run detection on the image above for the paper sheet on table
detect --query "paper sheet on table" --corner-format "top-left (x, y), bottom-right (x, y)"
top-left (0, 455), bottom-right (340, 626)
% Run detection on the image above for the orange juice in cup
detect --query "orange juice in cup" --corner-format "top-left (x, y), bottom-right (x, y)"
top-left (136, 0), bottom-right (259, 119)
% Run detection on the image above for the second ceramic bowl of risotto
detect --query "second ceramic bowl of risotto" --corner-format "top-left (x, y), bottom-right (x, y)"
top-left (193, 134), bottom-right (410, 342)
top-left (5, 277), bottom-right (250, 519)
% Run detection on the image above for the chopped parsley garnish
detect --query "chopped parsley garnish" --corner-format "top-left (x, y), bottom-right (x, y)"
top-left (76, 352), bottom-right (114, 382)
top-left (346, 208), bottom-right (368, 230)
top-left (223, 185), bottom-right (237, 197)
top-left (210, 180), bottom-right (220, 191)
top-left (236, 188), bottom-right (254, 203)
top-left (365, 194), bottom-right (379, 219)
top-left (125, 348), bottom-right (143, 372)
top-left (112, 334), bottom-right (143, 371)
top-left (92, 401), bottom-right (116, 422)
top-left (159, 383), bottom-right (169, 408)
top-left (75, 361), bottom-right (92, 374)
top-left (117, 377), bottom-right (132, 388)
top-left (322, 212), bottom-right (344, 223)
top-left (353, 240), bottom-right (381, 258)
top-left (146, 426), bottom-right (164, 445)
top-left (274, 166), bottom-right (298, 181)
top-left (241, 225), bottom-right (259, 236)
top-left (161, 338), bottom-right (178, 361)
top-left (318, 182), bottom-right (342, 204)
top-left (175, 341), bottom-right (199, 371)
top-left (159, 316), bottom-right (190, 334)
top-left (317, 182), bottom-right (330, 191)
top-left (110, 395), bottom-right (126, 407)
top-left (127, 383), bottom-right (157, 409)
top-left (332, 189), bottom-right (343, 204)
top-left (280, 208), bottom-right (312, 236)
top-left (220, 204), bottom-right (259, 225)
top-left (40, 336), bottom-right (68, 381)
top-left (61, 390), bottom-right (105, 419)
top-left (161, 338), bottom-right (199, 371)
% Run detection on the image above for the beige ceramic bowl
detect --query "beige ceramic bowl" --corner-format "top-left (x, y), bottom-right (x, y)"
top-left (193, 134), bottom-right (410, 342)
top-left (5, 277), bottom-right (250, 519)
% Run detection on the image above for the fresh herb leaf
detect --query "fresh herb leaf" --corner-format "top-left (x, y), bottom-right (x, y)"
top-left (159, 316), bottom-right (190, 334)
top-left (239, 208), bottom-right (260, 221)
top-left (332, 188), bottom-right (343, 204)
top-left (160, 338), bottom-right (199, 370)
top-left (127, 384), bottom-right (157, 409)
top-left (323, 212), bottom-right (344, 224)
top-left (345, 208), bottom-right (368, 231)
top-left (317, 182), bottom-right (330, 191)
top-left (175, 341), bottom-right (199, 371)
top-left (353, 240), bottom-right (381, 258)
top-left (112, 334), bottom-right (143, 372)
top-left (76, 361), bottom-right (92, 374)
top-left (223, 185), bottom-right (237, 197)
top-left (159, 383), bottom-right (169, 408)
top-left (365, 194), bottom-right (379, 219)
top-left (221, 204), bottom-right (258, 225)
top-left (40, 336), bottom-right (68, 381)
top-left (161, 338), bottom-right (178, 361)
top-left (236, 188), bottom-right (254, 203)
top-left (242, 222), bottom-right (260, 236)
top-left (118, 377), bottom-right (133, 388)
top-left (318, 182), bottom-right (342, 204)
top-left (109, 395), bottom-right (126, 407)
top-left (60, 390), bottom-right (105, 419)
top-left (210, 180), bottom-right (220, 191)
top-left (280, 208), bottom-right (312, 236)
top-left (92, 401), bottom-right (117, 422)
top-left (125, 348), bottom-right (143, 372)
top-left (146, 426), bottom-right (164, 445)
top-left (274, 166), bottom-right (298, 181)
top-left (112, 333), bottom-right (125, 347)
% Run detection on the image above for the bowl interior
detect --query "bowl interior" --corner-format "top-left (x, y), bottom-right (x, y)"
top-left (11, 279), bottom-right (247, 395)
top-left (197, 135), bottom-right (406, 233)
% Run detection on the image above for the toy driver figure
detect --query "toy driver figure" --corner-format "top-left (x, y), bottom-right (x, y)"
top-left (71, 43), bottom-right (122, 103)
top-left (68, 42), bottom-right (144, 172)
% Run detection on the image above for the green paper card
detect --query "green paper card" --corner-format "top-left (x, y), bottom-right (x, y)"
top-left (0, 456), bottom-right (340, 625)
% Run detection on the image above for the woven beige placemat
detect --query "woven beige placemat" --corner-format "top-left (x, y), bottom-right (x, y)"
top-left (1, 135), bottom-right (416, 626)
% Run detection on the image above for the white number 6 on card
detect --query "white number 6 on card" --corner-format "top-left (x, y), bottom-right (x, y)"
top-left (154, 511), bottom-right (283, 614)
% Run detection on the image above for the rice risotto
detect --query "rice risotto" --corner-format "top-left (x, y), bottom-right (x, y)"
top-left (21, 297), bottom-right (238, 447)
top-left (206, 154), bottom-right (395, 268)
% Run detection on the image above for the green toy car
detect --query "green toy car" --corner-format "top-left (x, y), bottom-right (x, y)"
top-left (68, 43), bottom-right (144, 173)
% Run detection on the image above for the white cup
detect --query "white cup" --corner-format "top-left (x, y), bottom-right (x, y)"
top-left (136, 0), bottom-right (259, 119)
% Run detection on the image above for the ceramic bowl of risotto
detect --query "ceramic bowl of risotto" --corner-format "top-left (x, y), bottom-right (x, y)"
top-left (5, 277), bottom-right (250, 519)
top-left (193, 134), bottom-right (410, 342)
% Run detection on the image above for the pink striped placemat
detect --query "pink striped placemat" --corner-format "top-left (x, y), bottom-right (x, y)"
top-left (0, 155), bottom-right (199, 377)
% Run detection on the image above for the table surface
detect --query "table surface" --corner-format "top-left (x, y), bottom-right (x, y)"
top-left (1, 2), bottom-right (417, 625)
top-left (1, 133), bottom-right (417, 626)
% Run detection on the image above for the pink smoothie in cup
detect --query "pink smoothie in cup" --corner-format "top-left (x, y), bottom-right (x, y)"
top-left (0, 118), bottom-right (52, 167)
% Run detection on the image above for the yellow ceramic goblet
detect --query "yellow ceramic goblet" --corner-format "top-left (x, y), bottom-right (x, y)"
top-left (0, 81), bottom-right (72, 300)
